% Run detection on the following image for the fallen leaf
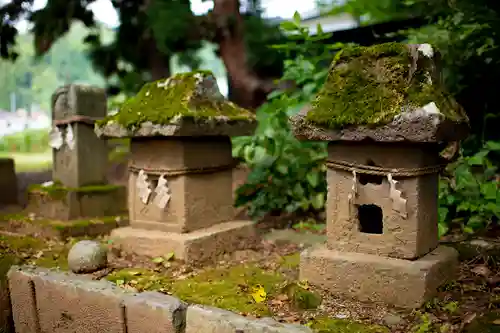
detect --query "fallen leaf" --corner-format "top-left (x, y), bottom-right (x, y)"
top-left (152, 257), bottom-right (164, 264)
top-left (471, 265), bottom-right (491, 277)
top-left (492, 319), bottom-right (500, 325)
top-left (251, 284), bottom-right (267, 303)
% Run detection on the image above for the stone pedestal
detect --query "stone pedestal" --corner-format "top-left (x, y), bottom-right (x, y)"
top-left (0, 158), bottom-right (18, 205)
top-left (111, 137), bottom-right (259, 263)
top-left (300, 245), bottom-right (457, 308)
top-left (27, 185), bottom-right (126, 220)
top-left (26, 84), bottom-right (126, 229)
top-left (95, 71), bottom-right (260, 265)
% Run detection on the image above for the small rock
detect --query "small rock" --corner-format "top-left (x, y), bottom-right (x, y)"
top-left (383, 313), bottom-right (403, 327)
top-left (67, 240), bottom-right (108, 273)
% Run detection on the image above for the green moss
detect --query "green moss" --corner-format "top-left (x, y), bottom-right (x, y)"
top-left (106, 268), bottom-right (172, 291)
top-left (50, 215), bottom-right (123, 231)
top-left (0, 235), bottom-right (69, 271)
top-left (97, 71), bottom-right (255, 130)
top-left (310, 317), bottom-right (390, 333)
top-left (29, 182), bottom-right (122, 200)
top-left (307, 42), bottom-right (468, 129)
top-left (282, 282), bottom-right (322, 310)
top-left (280, 253), bottom-right (300, 269)
top-left (171, 264), bottom-right (285, 316)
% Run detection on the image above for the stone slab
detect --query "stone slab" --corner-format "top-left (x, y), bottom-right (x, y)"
top-left (291, 104), bottom-right (469, 143)
top-left (95, 118), bottom-right (257, 139)
top-left (185, 305), bottom-right (312, 333)
top-left (124, 291), bottom-right (187, 333)
top-left (110, 220), bottom-right (259, 264)
top-left (52, 84), bottom-right (107, 121)
top-left (31, 268), bottom-right (128, 333)
top-left (299, 245), bottom-right (458, 309)
top-left (0, 158), bottom-right (18, 205)
top-left (7, 266), bottom-right (40, 333)
top-left (27, 186), bottom-right (127, 221)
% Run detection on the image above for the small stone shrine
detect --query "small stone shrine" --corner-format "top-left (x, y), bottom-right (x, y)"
top-left (291, 43), bottom-right (470, 308)
top-left (94, 70), bottom-right (259, 264)
top-left (27, 84), bottom-right (126, 220)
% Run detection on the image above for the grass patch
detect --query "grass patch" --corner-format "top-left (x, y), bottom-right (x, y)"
top-left (0, 151), bottom-right (52, 172)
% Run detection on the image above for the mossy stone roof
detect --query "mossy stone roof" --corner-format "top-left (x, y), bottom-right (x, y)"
top-left (95, 71), bottom-right (257, 138)
top-left (291, 43), bottom-right (470, 143)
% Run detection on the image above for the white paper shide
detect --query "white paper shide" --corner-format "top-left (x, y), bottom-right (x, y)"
top-left (136, 170), bottom-right (153, 204)
top-left (49, 126), bottom-right (64, 150)
top-left (152, 175), bottom-right (171, 209)
top-left (65, 124), bottom-right (75, 150)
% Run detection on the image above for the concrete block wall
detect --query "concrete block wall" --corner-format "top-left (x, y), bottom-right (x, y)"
top-left (7, 266), bottom-right (312, 333)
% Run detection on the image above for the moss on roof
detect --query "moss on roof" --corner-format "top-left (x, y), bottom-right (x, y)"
top-left (97, 70), bottom-right (255, 130)
top-left (307, 42), bottom-right (468, 129)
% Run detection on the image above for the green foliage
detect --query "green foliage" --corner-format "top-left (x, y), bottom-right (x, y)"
top-left (0, 22), bottom-right (107, 112)
top-left (233, 14), bottom-right (335, 218)
top-left (0, 129), bottom-right (49, 153)
top-left (438, 141), bottom-right (500, 236)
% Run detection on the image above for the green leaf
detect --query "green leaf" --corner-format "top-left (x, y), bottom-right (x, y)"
top-left (311, 193), bottom-right (325, 210)
top-left (165, 252), bottom-right (175, 261)
top-left (467, 150), bottom-right (488, 166)
top-left (306, 172), bottom-right (320, 187)
top-left (438, 222), bottom-right (449, 238)
top-left (280, 21), bottom-right (298, 31)
top-left (276, 163), bottom-right (289, 175)
top-left (480, 182), bottom-right (498, 200)
top-left (485, 140), bottom-right (500, 151)
top-left (152, 257), bottom-right (164, 264)
top-left (293, 11), bottom-right (301, 24)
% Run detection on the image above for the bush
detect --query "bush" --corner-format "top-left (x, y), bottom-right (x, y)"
top-left (438, 140), bottom-right (500, 236)
top-left (232, 14), bottom-right (339, 219)
top-left (0, 129), bottom-right (49, 153)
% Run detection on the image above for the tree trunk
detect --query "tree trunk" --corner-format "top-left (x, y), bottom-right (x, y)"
top-left (147, 38), bottom-right (171, 81)
top-left (212, 0), bottom-right (275, 109)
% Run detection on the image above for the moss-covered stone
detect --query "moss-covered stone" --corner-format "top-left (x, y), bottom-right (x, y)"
top-left (310, 317), bottom-right (390, 333)
top-left (97, 71), bottom-right (255, 131)
top-left (307, 42), bottom-right (468, 130)
top-left (282, 282), bottom-right (322, 310)
top-left (28, 182), bottom-right (123, 201)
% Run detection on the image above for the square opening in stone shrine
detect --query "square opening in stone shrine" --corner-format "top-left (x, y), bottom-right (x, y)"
top-left (326, 142), bottom-right (441, 259)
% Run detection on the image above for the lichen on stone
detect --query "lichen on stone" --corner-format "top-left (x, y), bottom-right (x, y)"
top-left (307, 42), bottom-right (469, 130)
top-left (97, 70), bottom-right (256, 131)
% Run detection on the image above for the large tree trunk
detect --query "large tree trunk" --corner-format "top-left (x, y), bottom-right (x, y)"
top-left (212, 0), bottom-right (275, 109)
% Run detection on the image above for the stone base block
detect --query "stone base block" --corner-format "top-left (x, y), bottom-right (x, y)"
top-left (299, 245), bottom-right (458, 309)
top-left (27, 184), bottom-right (127, 220)
top-left (0, 158), bottom-right (18, 206)
top-left (110, 220), bottom-right (259, 264)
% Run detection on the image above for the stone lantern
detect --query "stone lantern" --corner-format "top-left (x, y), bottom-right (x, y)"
top-left (95, 71), bottom-right (259, 264)
top-left (290, 43), bottom-right (469, 308)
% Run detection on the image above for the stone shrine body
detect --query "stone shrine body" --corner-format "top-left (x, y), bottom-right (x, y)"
top-left (95, 71), bottom-right (259, 264)
top-left (291, 42), bottom-right (470, 308)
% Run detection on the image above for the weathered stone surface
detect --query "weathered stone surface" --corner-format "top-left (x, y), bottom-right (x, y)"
top-left (52, 84), bottom-right (107, 121)
top-left (299, 245), bottom-right (458, 308)
top-left (124, 291), bottom-right (187, 333)
top-left (291, 43), bottom-right (469, 143)
top-left (31, 268), bottom-right (128, 333)
top-left (292, 103), bottom-right (469, 143)
top-left (128, 138), bottom-right (235, 233)
top-left (7, 266), bottom-right (40, 333)
top-left (325, 143), bottom-right (440, 259)
top-left (27, 184), bottom-right (127, 221)
top-left (185, 305), bottom-right (313, 333)
top-left (0, 158), bottom-right (18, 205)
top-left (51, 85), bottom-right (109, 189)
top-left (94, 71), bottom-right (256, 138)
top-left (110, 221), bottom-right (259, 264)
top-left (68, 240), bottom-right (108, 273)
